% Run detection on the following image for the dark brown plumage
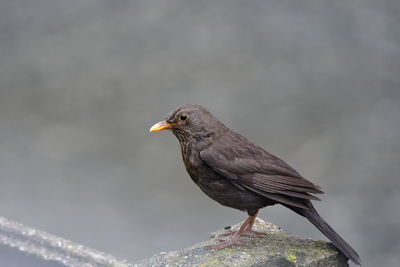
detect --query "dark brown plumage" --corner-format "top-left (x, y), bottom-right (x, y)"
top-left (150, 104), bottom-right (360, 265)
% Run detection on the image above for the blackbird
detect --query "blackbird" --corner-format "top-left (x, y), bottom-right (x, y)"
top-left (150, 104), bottom-right (360, 265)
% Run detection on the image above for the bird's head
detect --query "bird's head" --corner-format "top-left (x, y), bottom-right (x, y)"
top-left (149, 104), bottom-right (224, 143)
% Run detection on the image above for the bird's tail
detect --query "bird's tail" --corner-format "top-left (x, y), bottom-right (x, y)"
top-left (290, 202), bottom-right (361, 265)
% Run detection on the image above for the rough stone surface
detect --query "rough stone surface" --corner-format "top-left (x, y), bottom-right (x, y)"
top-left (136, 218), bottom-right (349, 267)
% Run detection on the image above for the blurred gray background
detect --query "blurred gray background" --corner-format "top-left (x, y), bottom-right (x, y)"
top-left (1, 0), bottom-right (399, 266)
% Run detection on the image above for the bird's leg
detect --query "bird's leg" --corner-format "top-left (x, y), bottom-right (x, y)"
top-left (241, 217), bottom-right (265, 237)
top-left (210, 210), bottom-right (268, 250)
top-left (209, 215), bottom-right (254, 249)
top-left (218, 210), bottom-right (266, 238)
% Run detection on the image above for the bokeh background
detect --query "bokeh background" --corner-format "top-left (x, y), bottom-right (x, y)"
top-left (1, 1), bottom-right (399, 266)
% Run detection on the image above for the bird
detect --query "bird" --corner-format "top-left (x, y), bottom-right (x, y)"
top-left (149, 104), bottom-right (360, 265)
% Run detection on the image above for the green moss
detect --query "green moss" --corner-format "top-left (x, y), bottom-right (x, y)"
top-left (285, 247), bottom-right (299, 262)
top-left (286, 252), bottom-right (297, 261)
top-left (309, 241), bottom-right (337, 254)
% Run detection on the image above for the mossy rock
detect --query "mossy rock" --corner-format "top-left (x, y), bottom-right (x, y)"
top-left (136, 218), bottom-right (348, 267)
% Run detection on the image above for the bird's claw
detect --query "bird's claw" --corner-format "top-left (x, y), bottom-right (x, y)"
top-left (242, 229), bottom-right (267, 237)
top-left (219, 229), bottom-right (266, 238)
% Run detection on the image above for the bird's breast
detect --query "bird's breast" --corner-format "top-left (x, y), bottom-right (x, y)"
top-left (180, 142), bottom-right (216, 183)
top-left (179, 142), bottom-right (270, 211)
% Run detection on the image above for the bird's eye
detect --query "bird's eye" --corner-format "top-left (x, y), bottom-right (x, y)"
top-left (179, 113), bottom-right (188, 121)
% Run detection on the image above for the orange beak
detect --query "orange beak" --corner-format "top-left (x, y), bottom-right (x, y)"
top-left (149, 121), bottom-right (173, 132)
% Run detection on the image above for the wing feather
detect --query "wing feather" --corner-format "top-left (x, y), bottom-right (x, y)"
top-left (200, 140), bottom-right (323, 208)
top-left (241, 185), bottom-right (309, 209)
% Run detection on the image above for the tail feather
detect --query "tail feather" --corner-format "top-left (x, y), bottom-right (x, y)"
top-left (290, 203), bottom-right (361, 265)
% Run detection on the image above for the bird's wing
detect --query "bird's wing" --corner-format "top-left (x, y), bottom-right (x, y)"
top-left (200, 138), bottom-right (323, 209)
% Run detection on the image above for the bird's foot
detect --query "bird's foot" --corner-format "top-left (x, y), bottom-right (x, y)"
top-left (219, 228), bottom-right (266, 238)
top-left (242, 229), bottom-right (266, 237)
top-left (209, 238), bottom-right (251, 250)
